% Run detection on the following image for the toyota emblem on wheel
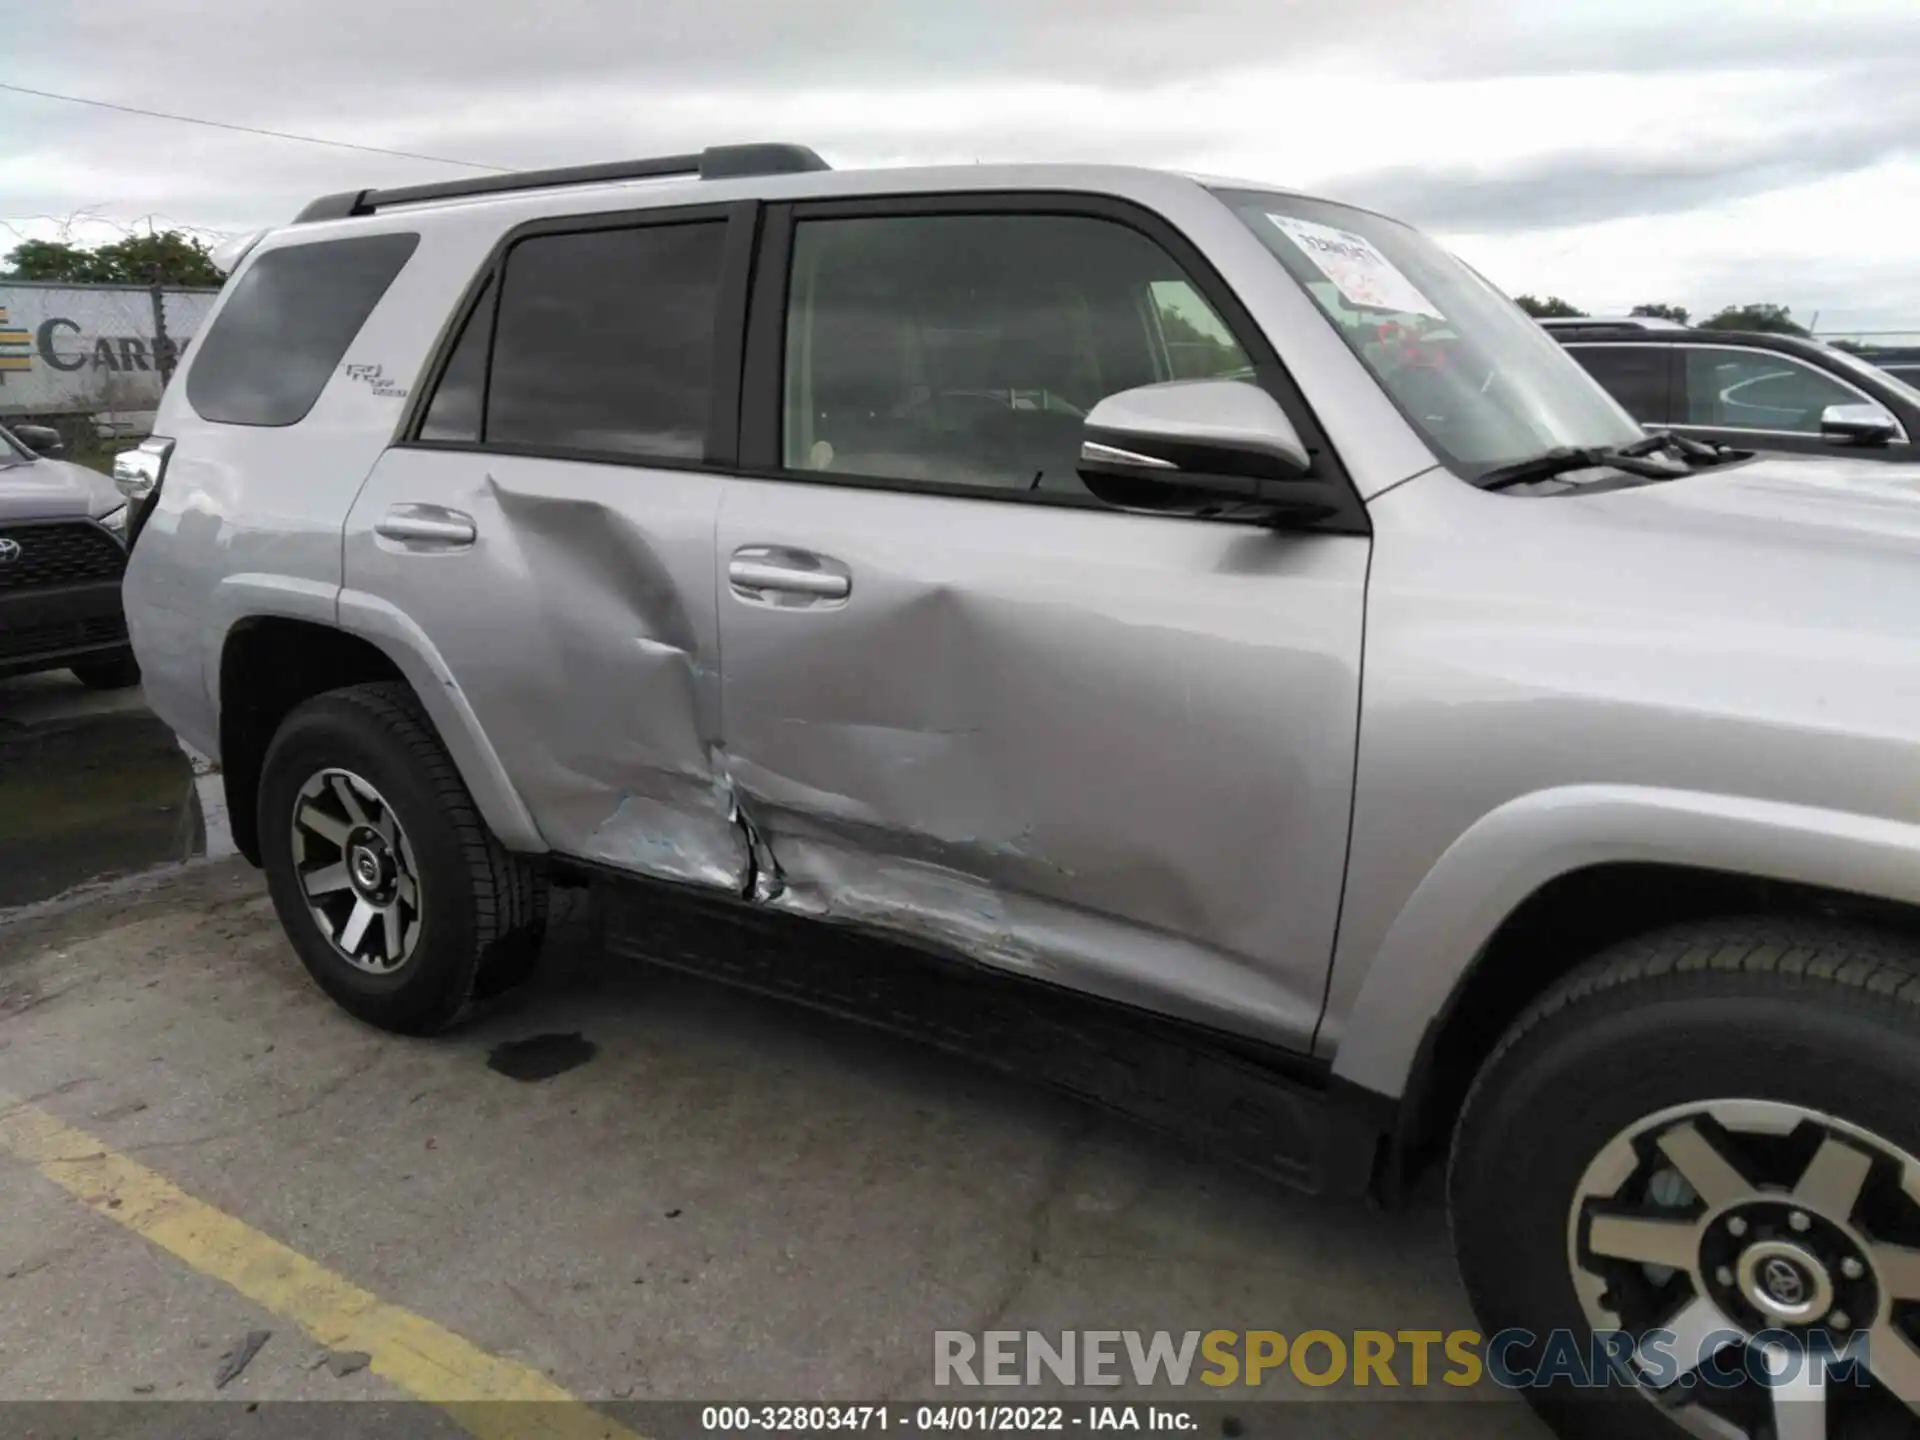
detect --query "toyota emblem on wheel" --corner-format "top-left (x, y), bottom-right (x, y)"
top-left (0, 537), bottom-right (21, 565)
top-left (1762, 1257), bottom-right (1808, 1307)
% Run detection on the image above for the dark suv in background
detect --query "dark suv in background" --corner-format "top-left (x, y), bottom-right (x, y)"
top-left (1543, 317), bottom-right (1920, 460)
top-left (0, 420), bottom-right (140, 688)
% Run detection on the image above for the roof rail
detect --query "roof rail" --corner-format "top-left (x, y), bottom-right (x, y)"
top-left (1537, 316), bottom-right (1690, 333)
top-left (292, 142), bottom-right (830, 224)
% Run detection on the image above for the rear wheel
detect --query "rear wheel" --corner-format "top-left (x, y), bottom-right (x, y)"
top-left (1450, 919), bottom-right (1920, 1439)
top-left (258, 681), bottom-right (546, 1034)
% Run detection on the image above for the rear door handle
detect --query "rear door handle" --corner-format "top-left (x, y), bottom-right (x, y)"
top-left (728, 546), bottom-right (852, 604)
top-left (375, 504), bottom-right (476, 548)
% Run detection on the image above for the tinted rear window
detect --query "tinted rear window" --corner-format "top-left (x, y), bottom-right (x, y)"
top-left (483, 222), bottom-right (725, 460)
top-left (187, 233), bottom-right (419, 427)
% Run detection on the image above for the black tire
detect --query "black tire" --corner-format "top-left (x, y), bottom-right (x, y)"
top-left (1449, 918), bottom-right (1920, 1440)
top-left (70, 654), bottom-right (141, 689)
top-left (258, 681), bottom-right (547, 1034)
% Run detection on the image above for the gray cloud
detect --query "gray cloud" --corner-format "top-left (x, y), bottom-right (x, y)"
top-left (1386, 9), bottom-right (1920, 80)
top-left (4, 0), bottom-right (1917, 327)
top-left (17, 0), bottom-right (1460, 101)
top-left (1324, 71), bottom-right (1920, 234)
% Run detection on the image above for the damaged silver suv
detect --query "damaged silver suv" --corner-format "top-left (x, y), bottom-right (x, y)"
top-left (121, 143), bottom-right (1920, 1438)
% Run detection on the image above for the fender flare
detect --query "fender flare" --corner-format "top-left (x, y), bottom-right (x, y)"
top-left (1328, 784), bottom-right (1920, 1097)
top-left (207, 578), bottom-right (546, 856)
top-left (332, 587), bottom-right (547, 852)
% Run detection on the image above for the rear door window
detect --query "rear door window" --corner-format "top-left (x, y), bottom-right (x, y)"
top-left (187, 233), bottom-right (419, 426)
top-left (1565, 344), bottom-right (1672, 424)
top-left (483, 221), bottom-right (727, 460)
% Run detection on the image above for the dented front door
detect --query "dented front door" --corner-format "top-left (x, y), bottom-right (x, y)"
top-left (715, 482), bottom-right (1368, 1051)
top-left (712, 198), bottom-right (1368, 1050)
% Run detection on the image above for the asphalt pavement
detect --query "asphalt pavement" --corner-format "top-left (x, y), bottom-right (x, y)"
top-left (0, 671), bottom-right (1550, 1435)
top-left (0, 671), bottom-right (211, 910)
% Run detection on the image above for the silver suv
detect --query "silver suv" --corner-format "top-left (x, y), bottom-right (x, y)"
top-left (119, 142), bottom-right (1920, 1438)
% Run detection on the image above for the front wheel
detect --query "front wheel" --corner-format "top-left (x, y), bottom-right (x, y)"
top-left (258, 681), bottom-right (546, 1034)
top-left (1450, 919), bottom-right (1920, 1439)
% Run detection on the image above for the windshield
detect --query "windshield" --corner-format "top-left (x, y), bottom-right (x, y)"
top-left (1215, 189), bottom-right (1645, 480)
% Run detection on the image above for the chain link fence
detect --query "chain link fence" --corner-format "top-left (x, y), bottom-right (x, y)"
top-left (1, 282), bottom-right (217, 460)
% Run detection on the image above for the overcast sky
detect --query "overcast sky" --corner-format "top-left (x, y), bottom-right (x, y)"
top-left (4, 0), bottom-right (1917, 335)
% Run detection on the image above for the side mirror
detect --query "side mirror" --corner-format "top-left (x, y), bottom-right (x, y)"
top-left (1821, 402), bottom-right (1899, 447)
top-left (1077, 380), bottom-right (1342, 525)
top-left (12, 424), bottom-right (65, 457)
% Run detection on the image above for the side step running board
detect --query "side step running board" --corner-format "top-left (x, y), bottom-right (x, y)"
top-left (595, 876), bottom-right (1387, 1197)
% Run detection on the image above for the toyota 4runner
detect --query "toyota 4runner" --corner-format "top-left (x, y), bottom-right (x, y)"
top-left (118, 142), bottom-right (1920, 1439)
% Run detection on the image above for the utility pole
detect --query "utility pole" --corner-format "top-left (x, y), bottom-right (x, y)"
top-left (151, 280), bottom-right (173, 382)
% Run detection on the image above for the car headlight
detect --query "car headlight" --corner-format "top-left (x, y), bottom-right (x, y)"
top-left (99, 504), bottom-right (130, 538)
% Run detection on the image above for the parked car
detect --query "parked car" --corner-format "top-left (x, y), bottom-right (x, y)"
top-left (121, 143), bottom-right (1920, 1440)
top-left (1544, 316), bottom-right (1920, 459)
top-left (0, 419), bottom-right (139, 687)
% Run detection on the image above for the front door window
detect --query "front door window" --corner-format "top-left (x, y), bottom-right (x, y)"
top-left (781, 213), bottom-right (1251, 496)
top-left (1678, 350), bottom-right (1859, 435)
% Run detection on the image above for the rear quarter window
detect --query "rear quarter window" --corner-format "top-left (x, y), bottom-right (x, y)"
top-left (187, 233), bottom-right (419, 427)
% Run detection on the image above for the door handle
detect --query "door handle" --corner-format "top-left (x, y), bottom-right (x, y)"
top-left (375, 504), bottom-right (476, 548)
top-left (729, 560), bottom-right (850, 598)
top-left (728, 547), bottom-right (852, 603)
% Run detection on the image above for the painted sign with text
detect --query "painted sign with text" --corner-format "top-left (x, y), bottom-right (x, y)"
top-left (0, 281), bottom-right (218, 416)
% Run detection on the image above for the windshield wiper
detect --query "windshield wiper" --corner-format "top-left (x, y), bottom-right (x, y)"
top-left (1476, 446), bottom-right (1670, 490)
top-left (1616, 429), bottom-right (1744, 466)
top-left (1476, 438), bottom-right (1700, 491)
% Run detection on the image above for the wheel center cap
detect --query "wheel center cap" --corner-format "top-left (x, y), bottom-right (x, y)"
top-left (346, 833), bottom-right (394, 901)
top-left (1737, 1240), bottom-right (1833, 1325)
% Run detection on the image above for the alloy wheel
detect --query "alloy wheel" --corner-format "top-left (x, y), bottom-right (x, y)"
top-left (1568, 1099), bottom-right (1920, 1437)
top-left (289, 767), bottom-right (422, 974)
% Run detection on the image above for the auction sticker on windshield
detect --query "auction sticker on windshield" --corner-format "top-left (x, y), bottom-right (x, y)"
top-left (1267, 215), bottom-right (1443, 321)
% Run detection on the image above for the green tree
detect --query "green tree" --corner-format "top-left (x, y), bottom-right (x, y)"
top-left (3, 238), bottom-right (114, 282)
top-left (1698, 303), bottom-right (1808, 336)
top-left (1515, 295), bottom-right (1586, 319)
top-left (1630, 302), bottom-right (1691, 325)
top-left (2, 229), bottom-right (222, 287)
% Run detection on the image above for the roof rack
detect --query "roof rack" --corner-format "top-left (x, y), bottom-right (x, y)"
top-left (292, 142), bottom-right (830, 223)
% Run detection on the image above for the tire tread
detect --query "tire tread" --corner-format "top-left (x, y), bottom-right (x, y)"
top-left (285, 680), bottom-right (545, 1028)
top-left (1454, 915), bottom-right (1920, 1198)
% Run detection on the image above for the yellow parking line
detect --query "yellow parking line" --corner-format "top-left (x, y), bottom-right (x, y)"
top-left (0, 1093), bottom-right (639, 1440)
